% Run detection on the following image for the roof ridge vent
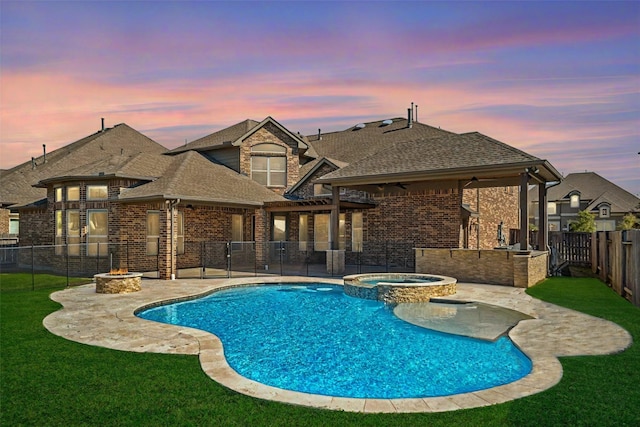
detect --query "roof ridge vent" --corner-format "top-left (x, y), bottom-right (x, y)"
top-left (381, 119), bottom-right (393, 126)
top-left (354, 123), bottom-right (366, 130)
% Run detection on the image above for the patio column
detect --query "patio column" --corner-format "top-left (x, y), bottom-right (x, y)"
top-left (254, 208), bottom-right (268, 270)
top-left (330, 186), bottom-right (340, 250)
top-left (328, 185), bottom-right (345, 274)
top-left (538, 183), bottom-right (548, 250)
top-left (519, 172), bottom-right (529, 251)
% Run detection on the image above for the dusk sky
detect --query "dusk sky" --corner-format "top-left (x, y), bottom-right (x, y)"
top-left (1, 1), bottom-right (639, 195)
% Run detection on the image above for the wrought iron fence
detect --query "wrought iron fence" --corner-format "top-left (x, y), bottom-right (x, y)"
top-left (1, 239), bottom-right (417, 289)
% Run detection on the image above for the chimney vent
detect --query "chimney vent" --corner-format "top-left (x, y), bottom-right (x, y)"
top-left (101, 118), bottom-right (105, 131)
top-left (31, 157), bottom-right (35, 169)
top-left (318, 129), bottom-right (322, 140)
top-left (42, 144), bottom-right (46, 163)
top-left (407, 108), bottom-right (413, 128)
top-left (415, 105), bottom-right (418, 123)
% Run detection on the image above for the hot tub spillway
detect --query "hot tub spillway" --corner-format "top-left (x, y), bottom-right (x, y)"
top-left (343, 273), bottom-right (457, 303)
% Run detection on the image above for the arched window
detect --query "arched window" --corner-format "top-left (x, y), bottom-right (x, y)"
top-left (570, 193), bottom-right (580, 208)
top-left (250, 143), bottom-right (287, 187)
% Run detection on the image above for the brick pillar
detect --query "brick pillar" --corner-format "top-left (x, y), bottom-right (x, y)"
top-left (254, 208), bottom-right (268, 270)
top-left (158, 204), bottom-right (176, 280)
top-left (0, 208), bottom-right (10, 234)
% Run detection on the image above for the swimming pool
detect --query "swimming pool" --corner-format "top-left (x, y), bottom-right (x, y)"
top-left (137, 283), bottom-right (532, 399)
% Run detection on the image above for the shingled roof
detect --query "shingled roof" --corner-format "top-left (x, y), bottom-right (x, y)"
top-left (0, 124), bottom-right (167, 207)
top-left (316, 131), bottom-right (560, 185)
top-left (169, 116), bottom-right (307, 154)
top-left (305, 118), bottom-right (452, 164)
top-left (119, 151), bottom-right (286, 207)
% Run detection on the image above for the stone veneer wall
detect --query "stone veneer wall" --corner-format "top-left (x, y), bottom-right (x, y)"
top-left (415, 248), bottom-right (548, 288)
top-left (377, 282), bottom-right (456, 303)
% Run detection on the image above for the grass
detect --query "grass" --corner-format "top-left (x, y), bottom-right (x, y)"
top-left (1, 276), bottom-right (639, 426)
top-left (0, 272), bottom-right (91, 292)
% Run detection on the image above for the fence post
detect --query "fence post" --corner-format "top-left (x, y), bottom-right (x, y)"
top-left (227, 241), bottom-right (231, 278)
top-left (31, 245), bottom-right (35, 291)
top-left (201, 241), bottom-right (205, 279)
top-left (279, 241), bottom-right (284, 276)
top-left (385, 241), bottom-right (389, 272)
top-left (66, 243), bottom-right (70, 287)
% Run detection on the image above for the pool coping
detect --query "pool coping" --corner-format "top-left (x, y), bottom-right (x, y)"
top-left (43, 276), bottom-right (633, 413)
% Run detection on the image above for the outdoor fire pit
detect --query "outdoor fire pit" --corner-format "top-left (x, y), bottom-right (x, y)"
top-left (94, 269), bottom-right (142, 294)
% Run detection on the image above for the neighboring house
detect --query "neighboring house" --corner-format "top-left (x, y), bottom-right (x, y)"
top-left (0, 111), bottom-right (562, 279)
top-left (529, 172), bottom-right (640, 231)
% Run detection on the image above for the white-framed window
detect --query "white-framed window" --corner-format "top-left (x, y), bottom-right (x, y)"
top-left (599, 205), bottom-right (610, 218)
top-left (547, 202), bottom-right (557, 215)
top-left (147, 211), bottom-right (160, 256)
top-left (570, 194), bottom-right (580, 208)
top-left (67, 186), bottom-right (80, 201)
top-left (273, 215), bottom-right (286, 241)
top-left (232, 214), bottom-right (243, 242)
top-left (55, 187), bottom-right (63, 202)
top-left (177, 211), bottom-right (185, 255)
top-left (55, 210), bottom-right (63, 255)
top-left (314, 214), bottom-right (330, 251)
top-left (9, 215), bottom-right (19, 234)
top-left (299, 214), bottom-right (308, 251)
top-left (67, 210), bottom-right (80, 256)
top-left (548, 221), bottom-right (561, 231)
top-left (87, 185), bottom-right (108, 200)
top-left (352, 212), bottom-right (363, 252)
top-left (251, 143), bottom-right (287, 187)
top-left (87, 210), bottom-right (108, 256)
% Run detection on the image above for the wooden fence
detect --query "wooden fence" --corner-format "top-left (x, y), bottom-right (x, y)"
top-left (593, 230), bottom-right (640, 307)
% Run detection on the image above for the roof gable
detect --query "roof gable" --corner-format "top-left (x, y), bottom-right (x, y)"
top-left (287, 157), bottom-right (347, 194)
top-left (169, 116), bottom-right (307, 154)
top-left (119, 151), bottom-right (286, 206)
top-left (534, 172), bottom-right (639, 212)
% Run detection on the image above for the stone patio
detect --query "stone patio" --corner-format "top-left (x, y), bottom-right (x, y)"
top-left (43, 277), bottom-right (632, 413)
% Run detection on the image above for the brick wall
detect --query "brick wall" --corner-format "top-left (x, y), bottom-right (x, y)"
top-left (0, 209), bottom-right (9, 234)
top-left (416, 248), bottom-right (548, 287)
top-left (367, 188), bottom-right (462, 248)
top-left (462, 186), bottom-right (519, 249)
top-left (239, 123), bottom-right (300, 195)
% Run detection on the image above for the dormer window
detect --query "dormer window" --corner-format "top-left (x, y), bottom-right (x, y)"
top-left (599, 205), bottom-right (610, 218)
top-left (251, 143), bottom-right (286, 187)
top-left (570, 193), bottom-right (580, 208)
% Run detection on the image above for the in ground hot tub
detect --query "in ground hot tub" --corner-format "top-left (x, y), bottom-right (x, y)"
top-left (343, 273), bottom-right (456, 303)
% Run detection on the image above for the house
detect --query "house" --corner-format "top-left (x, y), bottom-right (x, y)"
top-left (0, 110), bottom-right (562, 279)
top-left (529, 172), bottom-right (640, 231)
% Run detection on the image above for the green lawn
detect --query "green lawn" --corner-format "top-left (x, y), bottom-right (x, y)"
top-left (1, 276), bottom-right (638, 426)
top-left (0, 272), bottom-right (91, 292)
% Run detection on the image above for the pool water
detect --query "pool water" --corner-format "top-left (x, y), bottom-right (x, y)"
top-left (137, 284), bottom-right (532, 399)
top-left (360, 277), bottom-right (439, 285)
